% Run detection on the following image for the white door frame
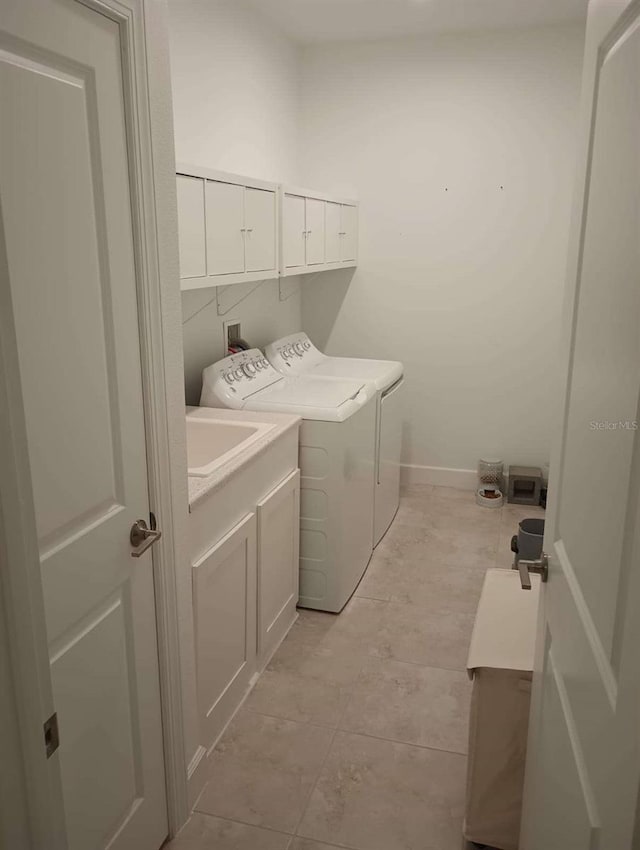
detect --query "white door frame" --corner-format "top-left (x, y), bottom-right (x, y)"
top-left (0, 0), bottom-right (189, 846)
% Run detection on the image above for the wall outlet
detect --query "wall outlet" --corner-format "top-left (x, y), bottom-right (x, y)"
top-left (223, 319), bottom-right (241, 353)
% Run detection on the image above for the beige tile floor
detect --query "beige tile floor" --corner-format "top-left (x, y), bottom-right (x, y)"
top-left (166, 485), bottom-right (544, 850)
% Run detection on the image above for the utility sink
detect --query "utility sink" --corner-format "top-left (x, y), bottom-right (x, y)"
top-left (186, 416), bottom-right (276, 477)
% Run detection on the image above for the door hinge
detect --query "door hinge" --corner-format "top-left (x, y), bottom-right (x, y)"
top-left (44, 712), bottom-right (59, 758)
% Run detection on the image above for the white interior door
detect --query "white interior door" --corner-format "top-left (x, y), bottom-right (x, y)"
top-left (0, 2), bottom-right (167, 849)
top-left (521, 2), bottom-right (640, 847)
top-left (283, 193), bottom-right (306, 268)
top-left (176, 175), bottom-right (206, 280)
top-left (244, 187), bottom-right (276, 273)
top-left (340, 204), bottom-right (358, 262)
top-left (304, 198), bottom-right (326, 265)
top-left (325, 201), bottom-right (342, 264)
top-left (205, 180), bottom-right (245, 275)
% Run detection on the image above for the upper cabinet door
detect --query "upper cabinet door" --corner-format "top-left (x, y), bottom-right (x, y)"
top-left (177, 176), bottom-right (206, 279)
top-left (341, 204), bottom-right (358, 262)
top-left (244, 188), bottom-right (276, 273)
top-left (205, 180), bottom-right (245, 276)
top-left (305, 198), bottom-right (326, 266)
top-left (283, 194), bottom-right (306, 268)
top-left (325, 201), bottom-right (342, 264)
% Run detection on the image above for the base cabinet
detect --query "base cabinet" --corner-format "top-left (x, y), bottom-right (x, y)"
top-left (193, 514), bottom-right (257, 748)
top-left (189, 424), bottom-right (300, 755)
top-left (257, 469), bottom-right (300, 667)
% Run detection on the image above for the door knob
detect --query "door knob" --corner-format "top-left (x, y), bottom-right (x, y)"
top-left (130, 518), bottom-right (162, 557)
top-left (514, 552), bottom-right (549, 590)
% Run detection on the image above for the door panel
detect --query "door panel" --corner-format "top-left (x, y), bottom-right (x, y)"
top-left (257, 470), bottom-right (300, 665)
top-left (521, 4), bottom-right (640, 847)
top-left (325, 201), bottom-right (342, 264)
top-left (305, 198), bottom-right (325, 265)
top-left (176, 175), bottom-right (206, 279)
top-left (340, 204), bottom-right (358, 261)
top-left (0, 3), bottom-right (167, 849)
top-left (525, 643), bottom-right (599, 850)
top-left (283, 194), bottom-right (306, 268)
top-left (244, 187), bottom-right (276, 273)
top-left (193, 514), bottom-right (257, 746)
top-left (205, 180), bottom-right (245, 275)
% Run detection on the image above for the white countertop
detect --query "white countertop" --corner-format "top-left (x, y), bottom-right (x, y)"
top-left (186, 407), bottom-right (301, 508)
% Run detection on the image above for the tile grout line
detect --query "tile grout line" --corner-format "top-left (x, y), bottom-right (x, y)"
top-left (332, 724), bottom-right (470, 759)
top-left (189, 809), bottom-right (294, 839)
top-left (290, 653), bottom-right (368, 842)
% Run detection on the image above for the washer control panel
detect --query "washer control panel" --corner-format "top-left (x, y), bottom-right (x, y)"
top-left (201, 348), bottom-right (283, 407)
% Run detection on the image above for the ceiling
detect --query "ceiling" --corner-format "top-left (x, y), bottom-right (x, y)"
top-left (243, 0), bottom-right (588, 44)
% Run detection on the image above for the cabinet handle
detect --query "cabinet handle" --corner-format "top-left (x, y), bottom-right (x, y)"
top-left (246, 228), bottom-right (254, 232)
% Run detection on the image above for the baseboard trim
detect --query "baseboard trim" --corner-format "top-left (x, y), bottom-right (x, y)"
top-left (400, 464), bottom-right (477, 490)
top-left (187, 745), bottom-right (207, 809)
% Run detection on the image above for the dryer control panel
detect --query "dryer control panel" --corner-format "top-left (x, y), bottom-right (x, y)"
top-left (265, 332), bottom-right (325, 374)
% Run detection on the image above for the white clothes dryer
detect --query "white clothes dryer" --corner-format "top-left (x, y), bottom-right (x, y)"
top-left (200, 349), bottom-right (376, 612)
top-left (265, 333), bottom-right (404, 546)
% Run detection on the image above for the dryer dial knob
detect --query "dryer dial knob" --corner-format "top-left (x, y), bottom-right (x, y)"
top-left (293, 343), bottom-right (304, 355)
top-left (234, 367), bottom-right (244, 379)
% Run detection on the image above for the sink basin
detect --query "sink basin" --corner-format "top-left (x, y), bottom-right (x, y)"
top-left (186, 416), bottom-right (276, 477)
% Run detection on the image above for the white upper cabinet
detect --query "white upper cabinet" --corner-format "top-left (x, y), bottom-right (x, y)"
top-left (340, 203), bottom-right (358, 262)
top-left (206, 180), bottom-right (245, 276)
top-left (244, 188), bottom-right (277, 273)
top-left (176, 167), bottom-right (358, 287)
top-left (305, 198), bottom-right (326, 266)
top-left (176, 175), bottom-right (206, 280)
top-left (325, 201), bottom-right (342, 264)
top-left (282, 193), bottom-right (306, 269)
top-left (279, 186), bottom-right (358, 277)
top-left (177, 165), bottom-right (278, 289)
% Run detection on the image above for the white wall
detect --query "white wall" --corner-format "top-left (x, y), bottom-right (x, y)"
top-left (168, 0), bottom-right (303, 405)
top-left (299, 24), bottom-right (585, 476)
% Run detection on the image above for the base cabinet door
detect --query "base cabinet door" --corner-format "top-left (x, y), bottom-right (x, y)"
top-left (193, 513), bottom-right (257, 746)
top-left (257, 470), bottom-right (300, 667)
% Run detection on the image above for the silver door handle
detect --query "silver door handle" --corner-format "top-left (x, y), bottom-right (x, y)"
top-left (130, 519), bottom-right (162, 557)
top-left (514, 552), bottom-right (549, 590)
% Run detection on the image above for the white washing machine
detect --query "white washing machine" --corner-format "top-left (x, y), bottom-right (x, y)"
top-left (265, 333), bottom-right (404, 546)
top-left (200, 349), bottom-right (377, 613)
